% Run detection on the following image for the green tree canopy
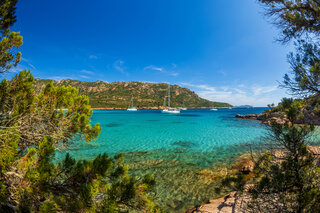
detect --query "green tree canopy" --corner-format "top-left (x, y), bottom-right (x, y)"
top-left (0, 0), bottom-right (18, 32)
top-left (283, 40), bottom-right (320, 96)
top-left (0, 71), bottom-right (159, 212)
top-left (0, 71), bottom-right (101, 152)
top-left (259, 0), bottom-right (320, 97)
top-left (0, 1), bottom-right (159, 212)
top-left (0, 0), bottom-right (22, 74)
top-left (259, 0), bottom-right (320, 43)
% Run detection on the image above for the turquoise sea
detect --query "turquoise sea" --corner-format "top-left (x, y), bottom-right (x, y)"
top-left (59, 108), bottom-right (271, 211)
top-left (68, 108), bottom-right (267, 158)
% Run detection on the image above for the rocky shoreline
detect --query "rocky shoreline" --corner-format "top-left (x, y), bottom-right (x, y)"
top-left (188, 146), bottom-right (320, 213)
top-left (236, 107), bottom-right (320, 125)
top-left (235, 113), bottom-right (265, 120)
top-left (236, 112), bottom-right (288, 125)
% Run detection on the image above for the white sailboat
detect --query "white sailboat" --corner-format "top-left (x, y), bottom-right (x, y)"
top-left (162, 85), bottom-right (180, 114)
top-left (180, 100), bottom-right (187, 110)
top-left (210, 108), bottom-right (218, 111)
top-left (127, 96), bottom-right (138, 111)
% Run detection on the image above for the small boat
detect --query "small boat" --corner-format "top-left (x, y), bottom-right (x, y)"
top-left (162, 85), bottom-right (180, 114)
top-left (127, 96), bottom-right (138, 111)
top-left (180, 101), bottom-right (187, 110)
top-left (210, 108), bottom-right (218, 111)
top-left (162, 108), bottom-right (181, 114)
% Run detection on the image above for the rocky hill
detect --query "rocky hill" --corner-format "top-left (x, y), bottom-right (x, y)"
top-left (33, 79), bottom-right (232, 109)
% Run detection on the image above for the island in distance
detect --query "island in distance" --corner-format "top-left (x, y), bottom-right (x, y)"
top-left (235, 105), bottom-right (253, 108)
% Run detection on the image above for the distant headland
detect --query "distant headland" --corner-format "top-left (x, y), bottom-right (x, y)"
top-left (33, 79), bottom-right (232, 108)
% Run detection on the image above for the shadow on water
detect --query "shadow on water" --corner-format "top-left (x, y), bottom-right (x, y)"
top-left (180, 114), bottom-right (201, 117)
top-left (105, 122), bottom-right (123, 127)
top-left (145, 119), bottom-right (160, 122)
top-left (228, 120), bottom-right (265, 128)
top-left (172, 140), bottom-right (197, 148)
top-left (160, 114), bottom-right (201, 117)
top-left (220, 116), bottom-right (238, 121)
top-left (172, 121), bottom-right (184, 124)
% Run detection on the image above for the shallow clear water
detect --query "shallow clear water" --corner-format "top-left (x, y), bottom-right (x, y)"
top-left (58, 108), bottom-right (271, 211)
top-left (66, 108), bottom-right (267, 158)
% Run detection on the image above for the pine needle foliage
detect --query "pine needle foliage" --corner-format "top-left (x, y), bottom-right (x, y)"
top-left (0, 1), bottom-right (160, 212)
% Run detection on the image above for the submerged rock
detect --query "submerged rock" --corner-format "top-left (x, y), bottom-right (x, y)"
top-left (232, 155), bottom-right (254, 175)
top-left (172, 141), bottom-right (197, 148)
top-left (105, 122), bottom-right (122, 127)
top-left (196, 168), bottom-right (228, 184)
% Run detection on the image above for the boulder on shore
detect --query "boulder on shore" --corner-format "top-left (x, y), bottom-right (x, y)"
top-left (235, 113), bottom-right (266, 120)
top-left (235, 114), bottom-right (259, 119)
top-left (236, 112), bottom-right (289, 125)
top-left (233, 157), bottom-right (254, 175)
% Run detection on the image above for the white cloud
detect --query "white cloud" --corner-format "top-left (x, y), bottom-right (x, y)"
top-left (49, 76), bottom-right (70, 80)
top-left (218, 70), bottom-right (227, 76)
top-left (179, 82), bottom-right (287, 107)
top-left (80, 75), bottom-right (90, 79)
top-left (252, 85), bottom-right (277, 96)
top-left (170, 72), bottom-right (179, 77)
top-left (144, 64), bottom-right (179, 77)
top-left (144, 65), bottom-right (164, 72)
top-left (21, 57), bottom-right (30, 63)
top-left (21, 57), bottom-right (36, 70)
top-left (234, 88), bottom-right (246, 94)
top-left (89, 55), bottom-right (98, 59)
top-left (80, 69), bottom-right (94, 75)
top-left (114, 60), bottom-right (128, 75)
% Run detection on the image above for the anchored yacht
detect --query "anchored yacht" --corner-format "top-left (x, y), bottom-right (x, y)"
top-left (162, 85), bottom-right (180, 114)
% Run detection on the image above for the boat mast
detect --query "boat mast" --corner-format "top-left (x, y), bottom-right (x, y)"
top-left (168, 84), bottom-right (170, 108)
top-left (131, 96), bottom-right (134, 108)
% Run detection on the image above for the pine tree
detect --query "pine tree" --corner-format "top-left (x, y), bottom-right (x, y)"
top-left (258, 1), bottom-right (320, 97)
top-left (0, 0), bottom-right (22, 73)
top-left (216, 1), bottom-right (320, 212)
top-left (0, 1), bottom-right (159, 212)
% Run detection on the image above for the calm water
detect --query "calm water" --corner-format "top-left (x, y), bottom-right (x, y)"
top-left (59, 108), bottom-right (270, 211)
top-left (66, 108), bottom-right (267, 159)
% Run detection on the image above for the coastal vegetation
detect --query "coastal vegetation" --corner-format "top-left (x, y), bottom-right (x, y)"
top-left (213, 1), bottom-right (320, 212)
top-left (0, 1), bottom-right (159, 212)
top-left (1, 0), bottom-right (320, 212)
top-left (264, 96), bottom-right (320, 125)
top-left (252, 38), bottom-right (320, 125)
top-left (33, 79), bottom-right (232, 109)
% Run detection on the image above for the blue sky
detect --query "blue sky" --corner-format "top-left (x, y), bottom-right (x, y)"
top-left (11, 0), bottom-right (293, 106)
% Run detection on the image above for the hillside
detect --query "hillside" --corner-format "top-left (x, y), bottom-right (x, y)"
top-left (33, 79), bottom-right (232, 108)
